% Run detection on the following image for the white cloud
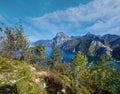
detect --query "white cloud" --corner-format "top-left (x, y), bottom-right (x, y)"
top-left (0, 0), bottom-right (120, 42)
top-left (30, 0), bottom-right (120, 36)
top-left (1, 0), bottom-right (120, 42)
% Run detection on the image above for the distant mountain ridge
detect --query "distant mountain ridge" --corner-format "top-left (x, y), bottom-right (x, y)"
top-left (32, 32), bottom-right (71, 47)
top-left (32, 32), bottom-right (120, 60)
top-left (33, 40), bottom-right (52, 46)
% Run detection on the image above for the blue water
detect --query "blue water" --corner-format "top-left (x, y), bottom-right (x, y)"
top-left (109, 61), bottom-right (120, 71)
top-left (45, 46), bottom-right (74, 62)
top-left (45, 46), bottom-right (120, 70)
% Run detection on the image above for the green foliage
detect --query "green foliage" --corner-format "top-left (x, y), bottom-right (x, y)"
top-left (0, 57), bottom-right (77, 94)
top-left (26, 44), bottom-right (46, 64)
top-left (69, 51), bottom-right (87, 86)
top-left (4, 27), bottom-right (16, 50)
top-left (49, 46), bottom-right (62, 69)
top-left (1, 20), bottom-right (120, 94)
top-left (0, 57), bottom-right (48, 94)
top-left (32, 44), bottom-right (46, 55)
top-left (0, 20), bottom-right (29, 61)
top-left (69, 51), bottom-right (120, 94)
top-left (87, 62), bottom-right (120, 93)
top-left (51, 47), bottom-right (62, 62)
top-left (98, 53), bottom-right (111, 62)
top-left (80, 86), bottom-right (91, 94)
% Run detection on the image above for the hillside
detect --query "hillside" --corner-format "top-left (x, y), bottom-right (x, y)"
top-left (0, 58), bottom-right (80, 94)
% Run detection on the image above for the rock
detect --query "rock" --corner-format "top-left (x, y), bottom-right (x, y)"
top-left (37, 71), bottom-right (48, 76)
top-left (35, 78), bottom-right (40, 83)
top-left (53, 32), bottom-right (71, 47)
top-left (43, 83), bottom-right (47, 88)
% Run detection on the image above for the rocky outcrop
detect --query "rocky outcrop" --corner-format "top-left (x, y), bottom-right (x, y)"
top-left (89, 41), bottom-right (112, 56)
top-left (52, 32), bottom-right (71, 47)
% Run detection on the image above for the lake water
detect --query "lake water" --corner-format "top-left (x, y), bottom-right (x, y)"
top-left (109, 61), bottom-right (120, 71)
top-left (45, 46), bottom-right (120, 70)
top-left (45, 46), bottom-right (74, 62)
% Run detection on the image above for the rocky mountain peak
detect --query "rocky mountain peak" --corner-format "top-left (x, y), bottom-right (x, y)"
top-left (56, 32), bottom-right (66, 37)
top-left (86, 32), bottom-right (92, 35)
top-left (53, 32), bottom-right (71, 47)
top-left (85, 32), bottom-right (95, 37)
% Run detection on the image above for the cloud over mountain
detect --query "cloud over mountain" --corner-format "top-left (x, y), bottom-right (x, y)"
top-left (0, 0), bottom-right (120, 42)
top-left (30, 0), bottom-right (120, 37)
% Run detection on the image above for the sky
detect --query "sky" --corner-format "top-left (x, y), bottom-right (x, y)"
top-left (0, 0), bottom-right (120, 42)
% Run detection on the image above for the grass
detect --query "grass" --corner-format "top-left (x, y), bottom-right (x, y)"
top-left (0, 58), bottom-right (47, 94)
top-left (0, 57), bottom-right (76, 94)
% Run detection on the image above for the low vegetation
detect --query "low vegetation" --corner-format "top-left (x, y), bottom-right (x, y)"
top-left (0, 57), bottom-right (75, 94)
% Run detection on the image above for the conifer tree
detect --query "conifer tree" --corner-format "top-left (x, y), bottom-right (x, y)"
top-left (49, 45), bottom-right (62, 69)
top-left (28, 44), bottom-right (46, 64)
top-left (69, 51), bottom-right (120, 94)
top-left (0, 20), bottom-right (29, 60)
top-left (69, 51), bottom-right (87, 86)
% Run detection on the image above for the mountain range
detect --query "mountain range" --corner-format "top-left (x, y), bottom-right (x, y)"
top-left (32, 32), bottom-right (120, 61)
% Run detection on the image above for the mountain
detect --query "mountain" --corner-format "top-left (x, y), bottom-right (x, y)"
top-left (61, 39), bottom-right (112, 56)
top-left (102, 34), bottom-right (120, 43)
top-left (112, 47), bottom-right (120, 61)
top-left (109, 38), bottom-right (120, 48)
top-left (33, 40), bottom-right (52, 46)
top-left (102, 34), bottom-right (120, 60)
top-left (83, 32), bottom-right (105, 44)
top-left (61, 39), bottom-right (79, 53)
top-left (75, 39), bottom-right (93, 55)
top-left (33, 32), bottom-right (120, 61)
top-left (52, 32), bottom-right (71, 47)
top-left (32, 32), bottom-right (71, 47)
top-left (89, 40), bottom-right (112, 56)
top-left (61, 32), bottom-right (111, 56)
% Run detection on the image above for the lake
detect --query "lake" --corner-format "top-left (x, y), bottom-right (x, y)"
top-left (45, 46), bottom-right (120, 70)
top-left (45, 46), bottom-right (74, 62)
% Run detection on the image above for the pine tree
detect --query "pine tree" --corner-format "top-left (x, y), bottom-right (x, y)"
top-left (49, 46), bottom-right (62, 69)
top-left (0, 20), bottom-right (29, 60)
top-left (69, 51), bottom-right (87, 86)
top-left (69, 51), bottom-right (120, 94)
top-left (27, 44), bottom-right (46, 64)
top-left (15, 20), bottom-right (29, 60)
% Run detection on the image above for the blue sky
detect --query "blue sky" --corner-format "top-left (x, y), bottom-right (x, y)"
top-left (0, 0), bottom-right (120, 42)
